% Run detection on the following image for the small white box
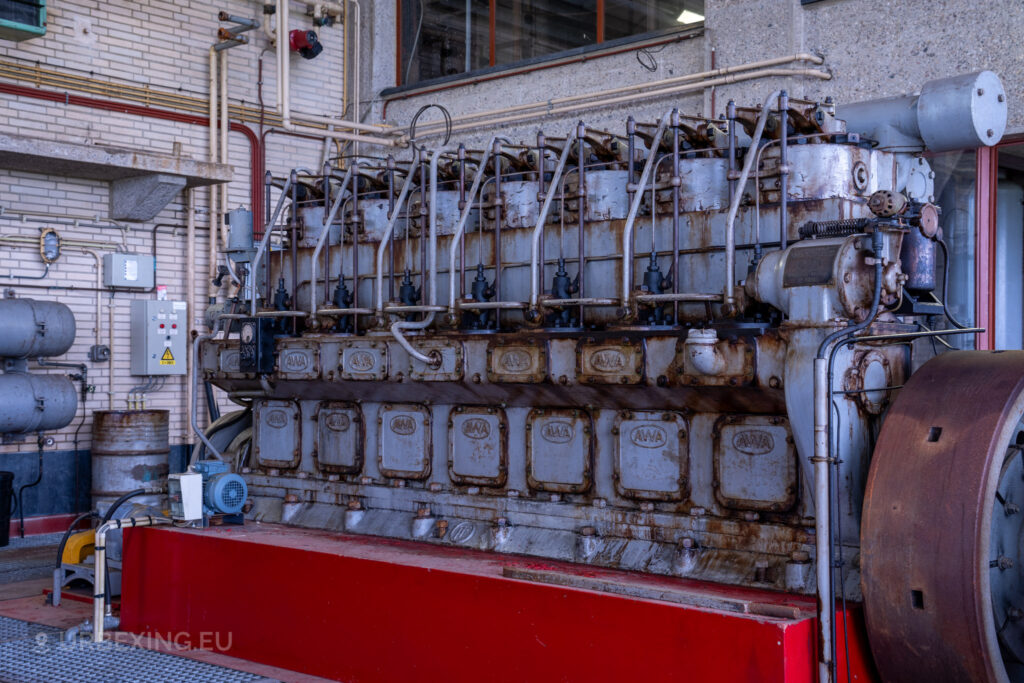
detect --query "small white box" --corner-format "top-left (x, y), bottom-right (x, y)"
top-left (103, 253), bottom-right (155, 289)
top-left (168, 472), bottom-right (204, 521)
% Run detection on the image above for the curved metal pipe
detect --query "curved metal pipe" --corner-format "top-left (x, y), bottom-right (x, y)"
top-left (309, 162), bottom-right (359, 318)
top-left (620, 110), bottom-right (672, 307)
top-left (375, 162), bottom-right (419, 315)
top-left (528, 133), bottom-right (575, 308)
top-left (724, 90), bottom-right (781, 311)
top-left (447, 137), bottom-right (498, 311)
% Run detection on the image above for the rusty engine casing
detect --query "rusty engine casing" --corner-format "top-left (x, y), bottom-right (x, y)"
top-left (201, 96), bottom-right (934, 597)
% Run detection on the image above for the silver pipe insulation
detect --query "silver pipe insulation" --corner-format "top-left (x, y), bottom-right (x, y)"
top-left (724, 90), bottom-right (780, 311)
top-left (92, 516), bottom-right (171, 643)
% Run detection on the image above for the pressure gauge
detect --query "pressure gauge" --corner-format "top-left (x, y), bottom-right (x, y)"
top-left (240, 321), bottom-right (255, 344)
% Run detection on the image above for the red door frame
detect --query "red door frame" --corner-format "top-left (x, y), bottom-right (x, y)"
top-left (976, 134), bottom-right (1024, 350)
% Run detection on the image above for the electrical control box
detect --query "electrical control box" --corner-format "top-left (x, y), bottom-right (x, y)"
top-left (167, 471), bottom-right (203, 521)
top-left (130, 300), bottom-right (187, 376)
top-left (103, 253), bottom-right (155, 289)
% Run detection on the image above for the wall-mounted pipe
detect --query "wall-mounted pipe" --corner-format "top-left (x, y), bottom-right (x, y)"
top-left (407, 54), bottom-right (826, 134)
top-left (413, 67), bottom-right (830, 139)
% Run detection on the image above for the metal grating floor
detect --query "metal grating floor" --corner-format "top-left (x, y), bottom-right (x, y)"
top-left (0, 616), bottom-right (273, 683)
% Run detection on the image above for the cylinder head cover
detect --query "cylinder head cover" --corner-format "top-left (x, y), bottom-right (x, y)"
top-left (0, 298), bottom-right (76, 359)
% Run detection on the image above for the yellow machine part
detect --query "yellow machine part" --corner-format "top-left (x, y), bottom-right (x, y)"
top-left (62, 530), bottom-right (95, 564)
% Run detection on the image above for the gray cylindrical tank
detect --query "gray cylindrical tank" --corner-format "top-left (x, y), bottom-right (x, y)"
top-left (0, 373), bottom-right (78, 435)
top-left (0, 298), bottom-right (76, 359)
top-left (91, 410), bottom-right (169, 515)
top-left (839, 71), bottom-right (1007, 152)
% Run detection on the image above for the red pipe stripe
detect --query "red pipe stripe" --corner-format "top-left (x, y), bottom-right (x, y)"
top-left (0, 81), bottom-right (263, 231)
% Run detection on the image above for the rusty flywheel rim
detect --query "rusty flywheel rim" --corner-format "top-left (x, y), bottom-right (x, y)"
top-left (862, 350), bottom-right (1024, 683)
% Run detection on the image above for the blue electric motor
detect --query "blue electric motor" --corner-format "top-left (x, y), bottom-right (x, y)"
top-left (192, 460), bottom-right (248, 516)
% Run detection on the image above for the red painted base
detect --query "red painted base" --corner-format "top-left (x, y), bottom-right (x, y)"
top-left (120, 524), bottom-right (876, 683)
top-left (8, 512), bottom-right (82, 538)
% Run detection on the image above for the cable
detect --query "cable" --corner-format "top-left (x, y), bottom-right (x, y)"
top-left (408, 103), bottom-right (452, 152)
top-left (54, 511), bottom-right (97, 569)
top-left (101, 488), bottom-right (150, 524)
top-left (937, 238), bottom-right (969, 329)
top-left (15, 436), bottom-right (44, 538)
top-left (636, 43), bottom-right (668, 72)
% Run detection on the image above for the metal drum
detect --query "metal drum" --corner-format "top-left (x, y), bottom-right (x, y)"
top-left (91, 410), bottom-right (169, 515)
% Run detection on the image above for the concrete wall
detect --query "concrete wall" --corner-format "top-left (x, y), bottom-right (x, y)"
top-left (373, 0), bottom-right (1024, 145)
top-left (0, 0), bottom-right (1019, 516)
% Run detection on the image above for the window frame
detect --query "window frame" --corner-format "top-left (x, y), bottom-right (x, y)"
top-left (976, 134), bottom-right (1024, 349)
top-left (390, 1), bottom-right (703, 92)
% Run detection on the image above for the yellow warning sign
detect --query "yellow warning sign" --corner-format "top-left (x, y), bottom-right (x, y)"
top-left (160, 348), bottom-right (175, 365)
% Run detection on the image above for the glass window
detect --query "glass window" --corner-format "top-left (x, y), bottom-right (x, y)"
top-left (996, 143), bottom-right (1024, 350)
top-left (398, 0), bottom-right (704, 87)
top-left (928, 150), bottom-right (977, 352)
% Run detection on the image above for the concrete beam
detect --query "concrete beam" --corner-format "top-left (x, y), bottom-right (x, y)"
top-left (110, 173), bottom-right (188, 221)
top-left (0, 132), bottom-right (233, 221)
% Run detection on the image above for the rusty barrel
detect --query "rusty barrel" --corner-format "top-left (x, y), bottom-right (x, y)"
top-left (91, 410), bottom-right (169, 515)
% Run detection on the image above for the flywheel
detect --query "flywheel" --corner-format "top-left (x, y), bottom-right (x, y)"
top-left (862, 350), bottom-right (1024, 682)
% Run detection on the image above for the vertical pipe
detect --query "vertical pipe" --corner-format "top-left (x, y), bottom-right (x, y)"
top-left (626, 116), bottom-right (636, 202)
top-left (220, 49), bottom-right (229, 250)
top-left (419, 153), bottom-right (429, 307)
top-left (208, 47), bottom-right (219, 300)
top-left (779, 90), bottom-right (789, 251)
top-left (388, 156), bottom-right (396, 302)
top-left (576, 121), bottom-right (586, 326)
top-left (263, 170), bottom-right (273, 306)
top-left (323, 162), bottom-right (332, 304)
top-left (281, 0), bottom-right (291, 129)
top-left (290, 169), bottom-right (298, 334)
top-left (352, 174), bottom-right (361, 334)
top-left (813, 356), bottom-right (833, 683)
top-left (536, 132), bottom-right (546, 292)
top-left (492, 138), bottom-right (503, 328)
top-left (458, 144), bottom-right (467, 298)
top-left (726, 100), bottom-right (736, 207)
top-left (670, 109), bottom-right (681, 324)
top-left (185, 189), bottom-right (195, 445)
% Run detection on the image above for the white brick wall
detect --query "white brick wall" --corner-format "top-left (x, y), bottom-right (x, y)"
top-left (0, 0), bottom-right (338, 454)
